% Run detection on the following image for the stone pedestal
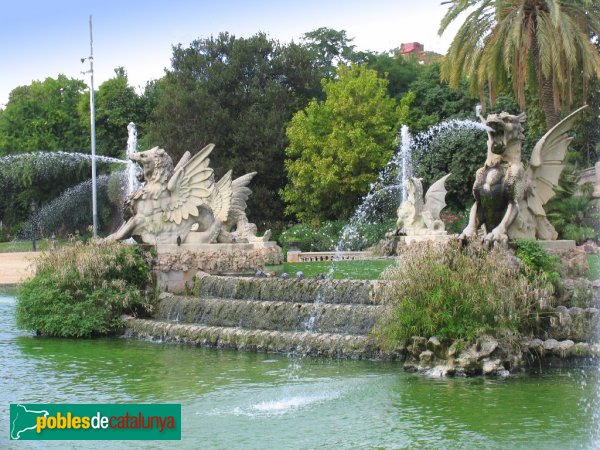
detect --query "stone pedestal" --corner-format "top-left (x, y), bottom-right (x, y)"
top-left (155, 241), bottom-right (283, 293)
top-left (537, 240), bottom-right (576, 253)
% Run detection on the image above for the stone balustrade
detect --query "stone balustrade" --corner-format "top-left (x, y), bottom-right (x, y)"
top-left (286, 250), bottom-right (373, 263)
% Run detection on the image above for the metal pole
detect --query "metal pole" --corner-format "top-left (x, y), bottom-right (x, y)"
top-left (89, 15), bottom-right (98, 237)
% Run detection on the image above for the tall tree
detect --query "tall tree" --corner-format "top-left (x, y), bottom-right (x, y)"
top-left (146, 32), bottom-right (321, 223)
top-left (78, 68), bottom-right (145, 158)
top-left (301, 28), bottom-right (370, 81)
top-left (0, 75), bottom-right (88, 153)
top-left (282, 64), bottom-right (399, 223)
top-left (439, 0), bottom-right (600, 127)
top-left (364, 52), bottom-right (422, 100)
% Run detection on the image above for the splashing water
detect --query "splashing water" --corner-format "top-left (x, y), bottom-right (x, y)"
top-left (398, 125), bottom-right (412, 202)
top-left (125, 122), bottom-right (141, 197)
top-left (20, 174), bottom-right (115, 239)
top-left (333, 119), bottom-right (488, 255)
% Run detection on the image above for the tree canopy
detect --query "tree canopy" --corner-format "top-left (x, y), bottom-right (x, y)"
top-left (282, 64), bottom-right (399, 223)
top-left (146, 32), bottom-right (322, 224)
top-left (439, 0), bottom-right (600, 127)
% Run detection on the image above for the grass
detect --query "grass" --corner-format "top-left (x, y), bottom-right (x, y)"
top-left (588, 254), bottom-right (599, 281)
top-left (265, 258), bottom-right (396, 280)
top-left (0, 238), bottom-right (70, 253)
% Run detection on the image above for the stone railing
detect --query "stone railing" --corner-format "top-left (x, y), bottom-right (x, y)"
top-left (287, 250), bottom-right (373, 263)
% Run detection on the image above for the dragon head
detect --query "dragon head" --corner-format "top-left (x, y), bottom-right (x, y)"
top-left (485, 112), bottom-right (526, 155)
top-left (129, 147), bottom-right (174, 184)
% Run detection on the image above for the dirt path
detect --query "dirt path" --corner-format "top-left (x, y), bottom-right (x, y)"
top-left (0, 252), bottom-right (38, 285)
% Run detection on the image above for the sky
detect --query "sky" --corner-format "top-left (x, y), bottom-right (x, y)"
top-left (0, 0), bottom-right (462, 107)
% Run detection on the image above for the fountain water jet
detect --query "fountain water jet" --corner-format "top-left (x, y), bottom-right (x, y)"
top-left (333, 119), bottom-right (488, 255)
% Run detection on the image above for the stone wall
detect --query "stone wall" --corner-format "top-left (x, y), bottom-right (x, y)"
top-left (155, 243), bottom-right (283, 293)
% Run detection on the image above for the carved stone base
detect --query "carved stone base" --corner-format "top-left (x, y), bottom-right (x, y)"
top-left (155, 242), bottom-right (284, 293)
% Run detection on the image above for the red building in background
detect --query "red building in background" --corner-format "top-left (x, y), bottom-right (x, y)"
top-left (399, 42), bottom-right (424, 55)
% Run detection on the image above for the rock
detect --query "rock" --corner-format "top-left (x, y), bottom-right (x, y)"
top-left (482, 358), bottom-right (503, 375)
top-left (542, 339), bottom-right (559, 352)
top-left (582, 241), bottom-right (599, 254)
top-left (410, 336), bottom-right (428, 356)
top-left (419, 350), bottom-right (434, 365)
top-left (560, 248), bottom-right (589, 278)
top-left (196, 270), bottom-right (210, 280)
top-left (567, 342), bottom-right (591, 358)
top-left (475, 335), bottom-right (498, 358)
top-left (551, 340), bottom-right (574, 357)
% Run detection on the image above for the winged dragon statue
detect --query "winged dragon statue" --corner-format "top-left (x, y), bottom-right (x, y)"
top-left (390, 174), bottom-right (451, 236)
top-left (459, 105), bottom-right (588, 244)
top-left (107, 144), bottom-right (269, 245)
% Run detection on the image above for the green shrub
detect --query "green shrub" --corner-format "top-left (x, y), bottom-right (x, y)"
top-left (512, 239), bottom-right (561, 288)
top-left (278, 219), bottom-right (396, 253)
top-left (16, 241), bottom-right (154, 337)
top-left (373, 240), bottom-right (552, 347)
top-left (439, 208), bottom-right (469, 234)
top-left (278, 221), bottom-right (346, 253)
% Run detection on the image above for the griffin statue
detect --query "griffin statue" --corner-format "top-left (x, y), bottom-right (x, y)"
top-left (390, 174), bottom-right (451, 236)
top-left (459, 105), bottom-right (587, 244)
top-left (107, 144), bottom-right (269, 245)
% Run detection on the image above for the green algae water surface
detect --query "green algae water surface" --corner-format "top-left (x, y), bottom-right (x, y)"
top-left (1, 291), bottom-right (598, 449)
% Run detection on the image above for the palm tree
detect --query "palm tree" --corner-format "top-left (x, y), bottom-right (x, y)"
top-left (439, 0), bottom-right (600, 127)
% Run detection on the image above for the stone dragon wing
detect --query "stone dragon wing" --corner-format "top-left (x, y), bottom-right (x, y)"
top-left (227, 172), bottom-right (257, 226)
top-left (209, 170), bottom-right (233, 222)
top-left (209, 171), bottom-right (257, 225)
top-left (424, 173), bottom-right (451, 220)
top-left (526, 105), bottom-right (588, 215)
top-left (164, 144), bottom-right (215, 225)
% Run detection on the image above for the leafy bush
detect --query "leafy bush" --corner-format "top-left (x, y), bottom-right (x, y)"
top-left (279, 219), bottom-right (396, 253)
top-left (512, 239), bottom-right (561, 288)
top-left (278, 221), bottom-right (345, 253)
top-left (546, 167), bottom-right (598, 244)
top-left (16, 241), bottom-right (154, 337)
top-left (373, 241), bottom-right (552, 347)
top-left (439, 208), bottom-right (469, 234)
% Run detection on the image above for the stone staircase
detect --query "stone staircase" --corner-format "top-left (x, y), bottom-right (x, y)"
top-left (124, 277), bottom-right (392, 359)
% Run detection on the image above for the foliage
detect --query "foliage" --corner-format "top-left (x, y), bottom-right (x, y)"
top-left (146, 32), bottom-right (321, 223)
top-left (300, 27), bottom-right (365, 81)
top-left (265, 259), bottom-right (396, 280)
top-left (78, 68), bottom-right (146, 158)
top-left (512, 238), bottom-right (561, 288)
top-left (440, 208), bottom-right (468, 234)
top-left (373, 241), bottom-right (552, 346)
top-left (282, 64), bottom-right (399, 222)
top-left (411, 125), bottom-right (487, 210)
top-left (546, 166), bottom-right (598, 243)
top-left (0, 75), bottom-right (88, 153)
top-left (278, 221), bottom-right (345, 253)
top-left (16, 241), bottom-right (154, 337)
top-left (0, 152), bottom-right (93, 230)
top-left (400, 63), bottom-right (477, 133)
top-left (588, 254), bottom-right (600, 281)
top-left (278, 219), bottom-right (395, 253)
top-left (439, 0), bottom-right (600, 127)
top-left (364, 53), bottom-right (422, 100)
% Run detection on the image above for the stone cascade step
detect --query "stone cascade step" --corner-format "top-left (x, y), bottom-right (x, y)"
top-left (157, 295), bottom-right (383, 335)
top-left (124, 317), bottom-right (393, 360)
top-left (191, 276), bottom-right (385, 305)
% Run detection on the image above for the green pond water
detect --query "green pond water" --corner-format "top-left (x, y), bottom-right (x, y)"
top-left (1, 291), bottom-right (599, 449)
